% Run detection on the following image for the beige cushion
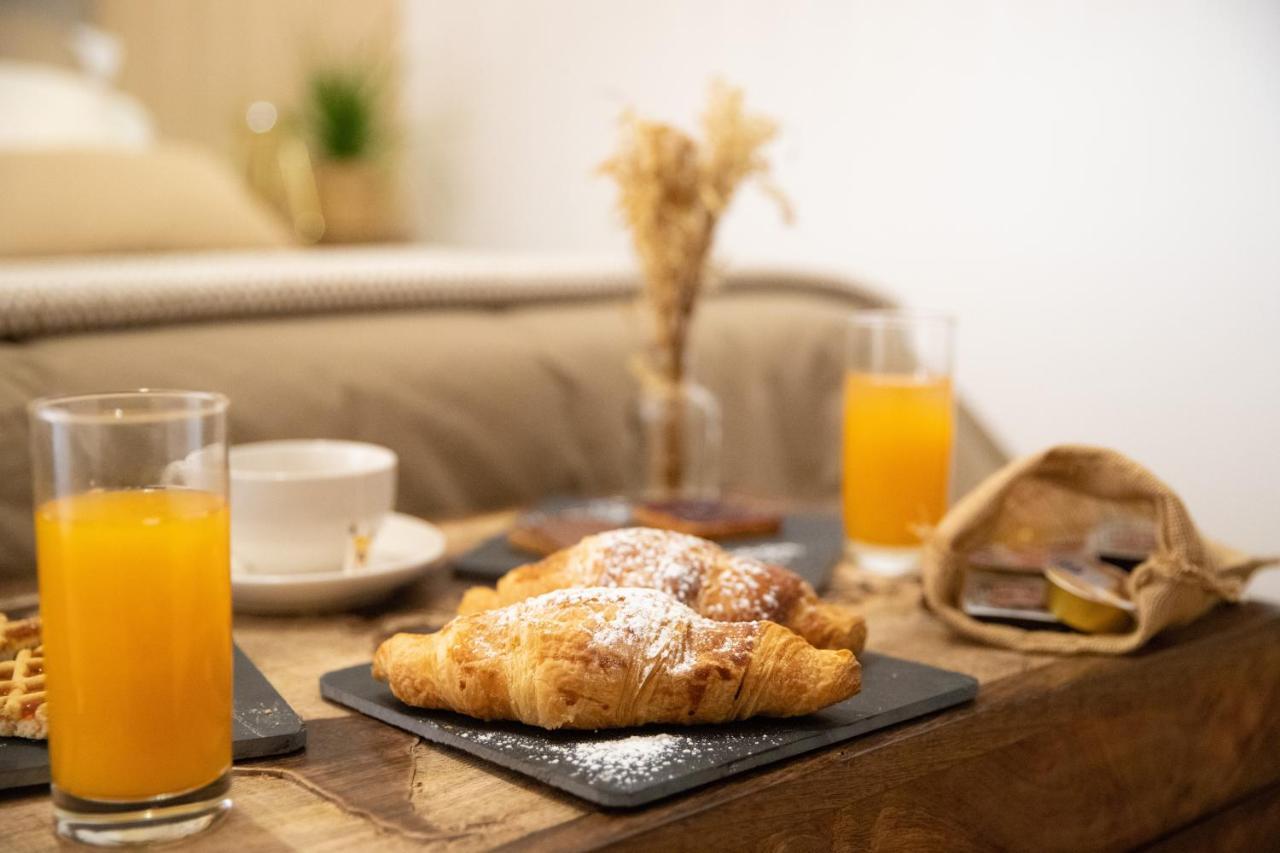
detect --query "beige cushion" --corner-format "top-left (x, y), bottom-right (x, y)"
top-left (0, 144), bottom-right (293, 257)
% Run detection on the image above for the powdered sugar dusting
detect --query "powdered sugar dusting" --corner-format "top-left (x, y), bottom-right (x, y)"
top-left (565, 734), bottom-right (682, 784)
top-left (498, 588), bottom-right (747, 676)
top-left (728, 541), bottom-right (805, 566)
top-left (463, 587), bottom-right (760, 683)
top-left (570, 528), bottom-right (719, 605)
top-left (704, 555), bottom-right (784, 621)
top-left (452, 726), bottom-right (785, 789)
top-left (555, 528), bottom-right (802, 624)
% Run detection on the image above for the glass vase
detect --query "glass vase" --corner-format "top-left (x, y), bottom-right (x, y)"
top-left (628, 360), bottom-right (722, 502)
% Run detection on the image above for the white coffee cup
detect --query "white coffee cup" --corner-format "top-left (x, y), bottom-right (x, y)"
top-left (229, 440), bottom-right (398, 575)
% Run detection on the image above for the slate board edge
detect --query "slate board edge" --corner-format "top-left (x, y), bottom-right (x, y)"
top-left (0, 751), bottom-right (48, 791)
top-left (231, 645), bottom-right (308, 761)
top-left (616, 677), bottom-right (978, 808)
top-left (231, 726), bottom-right (308, 762)
top-left (319, 673), bottom-right (641, 808)
top-left (319, 657), bottom-right (979, 809)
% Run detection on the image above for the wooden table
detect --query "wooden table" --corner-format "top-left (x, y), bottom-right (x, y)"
top-left (4, 510), bottom-right (1279, 851)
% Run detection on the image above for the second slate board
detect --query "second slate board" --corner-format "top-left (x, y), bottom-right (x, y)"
top-left (320, 651), bottom-right (977, 808)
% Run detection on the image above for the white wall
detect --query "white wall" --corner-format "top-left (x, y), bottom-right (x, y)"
top-left (402, 0), bottom-right (1280, 597)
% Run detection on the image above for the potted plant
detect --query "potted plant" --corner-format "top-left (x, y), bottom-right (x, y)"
top-left (304, 61), bottom-right (401, 243)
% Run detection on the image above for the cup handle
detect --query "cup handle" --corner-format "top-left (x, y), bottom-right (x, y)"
top-left (160, 460), bottom-right (188, 488)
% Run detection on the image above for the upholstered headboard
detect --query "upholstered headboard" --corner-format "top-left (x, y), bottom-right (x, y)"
top-left (0, 251), bottom-right (1006, 576)
top-left (0, 247), bottom-right (889, 340)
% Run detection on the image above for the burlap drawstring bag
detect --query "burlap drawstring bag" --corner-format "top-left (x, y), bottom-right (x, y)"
top-left (922, 445), bottom-right (1276, 654)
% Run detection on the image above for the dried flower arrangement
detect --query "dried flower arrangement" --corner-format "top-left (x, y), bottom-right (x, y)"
top-left (601, 80), bottom-right (790, 494)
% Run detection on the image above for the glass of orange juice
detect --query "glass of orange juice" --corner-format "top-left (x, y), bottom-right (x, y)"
top-left (29, 391), bottom-right (232, 845)
top-left (843, 312), bottom-right (955, 575)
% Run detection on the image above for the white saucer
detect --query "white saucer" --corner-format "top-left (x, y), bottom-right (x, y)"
top-left (232, 513), bottom-right (447, 615)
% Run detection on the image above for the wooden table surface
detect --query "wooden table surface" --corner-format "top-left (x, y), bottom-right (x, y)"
top-left (3, 510), bottom-right (1279, 852)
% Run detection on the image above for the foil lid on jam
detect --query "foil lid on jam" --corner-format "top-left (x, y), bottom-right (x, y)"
top-left (1044, 555), bottom-right (1136, 634)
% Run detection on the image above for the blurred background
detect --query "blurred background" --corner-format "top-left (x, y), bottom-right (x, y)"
top-left (2, 0), bottom-right (1276, 595)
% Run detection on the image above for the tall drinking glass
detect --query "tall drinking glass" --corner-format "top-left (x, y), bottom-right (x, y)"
top-left (843, 312), bottom-right (955, 575)
top-left (29, 391), bottom-right (232, 845)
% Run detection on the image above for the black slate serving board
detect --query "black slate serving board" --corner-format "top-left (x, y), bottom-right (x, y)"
top-left (320, 652), bottom-right (977, 808)
top-left (0, 645), bottom-right (306, 792)
top-left (452, 496), bottom-right (846, 593)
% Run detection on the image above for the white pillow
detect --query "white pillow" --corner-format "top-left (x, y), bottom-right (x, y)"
top-left (0, 60), bottom-right (154, 150)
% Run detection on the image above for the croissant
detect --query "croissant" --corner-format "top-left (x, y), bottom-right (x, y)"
top-left (459, 528), bottom-right (866, 652)
top-left (374, 588), bottom-right (860, 729)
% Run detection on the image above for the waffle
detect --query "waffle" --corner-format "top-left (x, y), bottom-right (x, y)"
top-left (0, 613), bottom-right (41, 661)
top-left (0, 645), bottom-right (47, 740)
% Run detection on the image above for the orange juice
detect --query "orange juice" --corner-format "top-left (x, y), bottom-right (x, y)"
top-left (36, 489), bottom-right (232, 801)
top-left (842, 372), bottom-right (954, 546)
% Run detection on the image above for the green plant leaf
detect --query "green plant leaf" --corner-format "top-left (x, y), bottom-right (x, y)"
top-left (306, 64), bottom-right (381, 161)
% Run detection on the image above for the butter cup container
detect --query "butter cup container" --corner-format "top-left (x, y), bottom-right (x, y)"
top-left (1044, 555), bottom-right (1136, 634)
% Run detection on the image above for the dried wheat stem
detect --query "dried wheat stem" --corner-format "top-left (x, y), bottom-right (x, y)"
top-left (601, 80), bottom-right (789, 494)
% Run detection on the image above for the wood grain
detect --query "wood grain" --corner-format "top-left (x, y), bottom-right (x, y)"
top-left (1142, 780), bottom-right (1280, 853)
top-left (553, 604), bottom-right (1280, 853)
top-left (2, 509), bottom-right (1278, 852)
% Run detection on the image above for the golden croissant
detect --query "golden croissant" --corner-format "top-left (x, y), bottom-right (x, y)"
top-left (374, 588), bottom-right (860, 729)
top-left (459, 527), bottom-right (866, 652)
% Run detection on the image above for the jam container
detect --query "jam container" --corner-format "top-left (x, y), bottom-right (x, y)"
top-left (1044, 555), bottom-right (1136, 633)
